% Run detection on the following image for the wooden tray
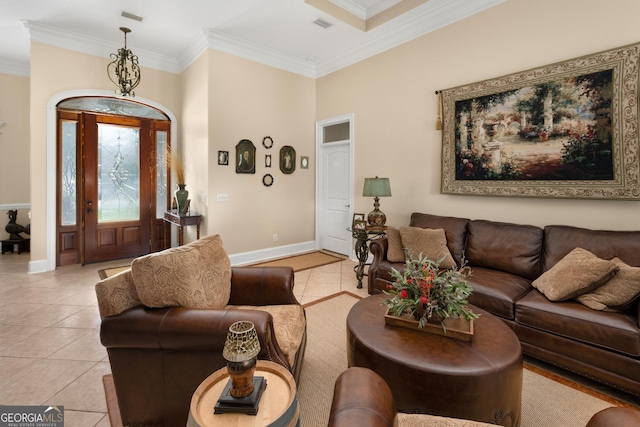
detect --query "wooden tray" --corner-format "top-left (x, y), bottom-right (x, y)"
top-left (188, 361), bottom-right (298, 427)
top-left (385, 309), bottom-right (474, 342)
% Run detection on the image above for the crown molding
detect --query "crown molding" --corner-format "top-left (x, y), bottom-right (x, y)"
top-left (22, 21), bottom-right (181, 74)
top-left (204, 29), bottom-right (317, 78)
top-left (0, 59), bottom-right (29, 77)
top-left (315, 0), bottom-right (506, 77)
top-left (6, 0), bottom-right (505, 80)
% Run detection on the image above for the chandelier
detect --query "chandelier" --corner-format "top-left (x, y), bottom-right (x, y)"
top-left (107, 27), bottom-right (141, 97)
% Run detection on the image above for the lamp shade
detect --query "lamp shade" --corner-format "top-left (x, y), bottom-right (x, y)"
top-left (222, 321), bottom-right (261, 362)
top-left (363, 177), bottom-right (391, 197)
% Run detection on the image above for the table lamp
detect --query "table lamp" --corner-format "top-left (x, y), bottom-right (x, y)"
top-left (363, 176), bottom-right (392, 226)
top-left (222, 320), bottom-right (261, 398)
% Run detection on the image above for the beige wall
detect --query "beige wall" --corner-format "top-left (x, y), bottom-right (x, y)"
top-left (0, 72), bottom-right (30, 239)
top-left (179, 54), bottom-right (209, 243)
top-left (206, 50), bottom-right (317, 255)
top-left (29, 43), bottom-right (181, 266)
top-left (317, 0), bottom-right (640, 231)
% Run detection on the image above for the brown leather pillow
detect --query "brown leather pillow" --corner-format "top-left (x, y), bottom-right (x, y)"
top-left (132, 234), bottom-right (232, 309)
top-left (576, 257), bottom-right (640, 311)
top-left (386, 226), bottom-right (405, 262)
top-left (399, 226), bottom-right (456, 268)
top-left (532, 248), bottom-right (619, 302)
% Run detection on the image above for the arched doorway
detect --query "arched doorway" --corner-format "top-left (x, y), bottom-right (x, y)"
top-left (55, 96), bottom-right (174, 265)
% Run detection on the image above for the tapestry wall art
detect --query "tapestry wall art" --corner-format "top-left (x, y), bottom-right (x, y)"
top-left (440, 42), bottom-right (640, 199)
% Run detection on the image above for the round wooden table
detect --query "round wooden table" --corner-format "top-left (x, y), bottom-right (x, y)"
top-left (347, 294), bottom-right (523, 426)
top-left (188, 361), bottom-right (299, 427)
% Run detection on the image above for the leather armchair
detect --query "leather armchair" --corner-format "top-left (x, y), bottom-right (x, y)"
top-left (99, 266), bottom-right (306, 427)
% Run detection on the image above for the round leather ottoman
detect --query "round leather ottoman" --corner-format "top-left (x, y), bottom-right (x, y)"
top-left (347, 294), bottom-right (522, 427)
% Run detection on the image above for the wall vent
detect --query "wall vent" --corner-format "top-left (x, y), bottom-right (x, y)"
top-left (121, 11), bottom-right (144, 22)
top-left (313, 18), bottom-right (333, 29)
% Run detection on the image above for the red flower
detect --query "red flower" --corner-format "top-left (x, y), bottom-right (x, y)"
top-left (400, 290), bottom-right (409, 299)
top-left (421, 296), bottom-right (429, 304)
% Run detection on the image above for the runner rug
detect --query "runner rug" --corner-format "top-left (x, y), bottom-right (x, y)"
top-left (98, 250), bottom-right (346, 279)
top-left (247, 250), bottom-right (346, 271)
top-left (103, 292), bottom-right (636, 427)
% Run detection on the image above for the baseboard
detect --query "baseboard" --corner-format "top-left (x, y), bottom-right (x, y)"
top-left (229, 241), bottom-right (317, 266)
top-left (28, 258), bottom-right (52, 274)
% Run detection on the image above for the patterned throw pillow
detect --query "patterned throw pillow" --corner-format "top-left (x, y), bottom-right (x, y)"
top-left (132, 234), bottom-right (232, 309)
top-left (576, 257), bottom-right (640, 311)
top-left (532, 247), bottom-right (619, 302)
top-left (399, 226), bottom-right (456, 269)
top-left (386, 226), bottom-right (405, 262)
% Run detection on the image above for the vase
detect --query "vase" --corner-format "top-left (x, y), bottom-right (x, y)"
top-left (175, 184), bottom-right (189, 214)
top-left (384, 309), bottom-right (474, 341)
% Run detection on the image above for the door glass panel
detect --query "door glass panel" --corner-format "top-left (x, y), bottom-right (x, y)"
top-left (58, 97), bottom-right (169, 120)
top-left (156, 131), bottom-right (168, 218)
top-left (98, 124), bottom-right (140, 222)
top-left (61, 121), bottom-right (77, 226)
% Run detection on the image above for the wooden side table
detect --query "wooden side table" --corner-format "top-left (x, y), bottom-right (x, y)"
top-left (163, 211), bottom-right (202, 246)
top-left (188, 361), bottom-right (299, 427)
top-left (350, 226), bottom-right (386, 288)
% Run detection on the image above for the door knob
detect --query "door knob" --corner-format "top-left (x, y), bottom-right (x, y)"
top-left (87, 200), bottom-right (93, 214)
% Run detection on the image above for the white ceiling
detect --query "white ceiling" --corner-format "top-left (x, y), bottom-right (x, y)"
top-left (0, 0), bottom-right (505, 78)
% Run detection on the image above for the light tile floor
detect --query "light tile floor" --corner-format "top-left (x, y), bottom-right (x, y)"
top-left (0, 251), bottom-right (367, 427)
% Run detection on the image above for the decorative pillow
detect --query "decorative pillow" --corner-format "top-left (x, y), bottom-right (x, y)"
top-left (131, 234), bottom-right (232, 310)
top-left (532, 248), bottom-right (619, 302)
top-left (95, 269), bottom-right (141, 317)
top-left (576, 257), bottom-right (640, 311)
top-left (399, 226), bottom-right (456, 269)
top-left (386, 226), bottom-right (405, 263)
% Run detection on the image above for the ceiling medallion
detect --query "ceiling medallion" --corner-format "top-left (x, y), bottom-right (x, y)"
top-left (107, 27), bottom-right (141, 97)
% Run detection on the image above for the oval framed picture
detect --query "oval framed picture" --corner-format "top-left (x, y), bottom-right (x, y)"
top-left (263, 173), bottom-right (274, 187)
top-left (279, 145), bottom-right (296, 174)
top-left (262, 136), bottom-right (274, 149)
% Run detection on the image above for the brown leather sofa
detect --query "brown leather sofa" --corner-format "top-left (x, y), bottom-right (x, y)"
top-left (330, 368), bottom-right (640, 427)
top-left (99, 266), bottom-right (306, 427)
top-left (369, 212), bottom-right (640, 399)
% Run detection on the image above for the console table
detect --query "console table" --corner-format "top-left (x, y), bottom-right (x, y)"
top-left (350, 226), bottom-right (386, 288)
top-left (163, 211), bottom-right (202, 246)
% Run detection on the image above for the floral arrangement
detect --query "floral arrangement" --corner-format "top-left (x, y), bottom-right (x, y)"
top-left (383, 253), bottom-right (479, 329)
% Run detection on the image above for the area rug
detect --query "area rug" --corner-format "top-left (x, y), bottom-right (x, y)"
top-left (97, 265), bottom-right (130, 280)
top-left (248, 250), bottom-right (346, 271)
top-left (103, 292), bottom-right (637, 427)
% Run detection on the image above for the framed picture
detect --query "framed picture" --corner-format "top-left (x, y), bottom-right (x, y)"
top-left (235, 139), bottom-right (256, 174)
top-left (280, 145), bottom-right (296, 174)
top-left (352, 213), bottom-right (365, 229)
top-left (218, 150), bottom-right (229, 166)
top-left (265, 154), bottom-right (272, 168)
top-left (440, 42), bottom-right (640, 200)
top-left (301, 156), bottom-right (309, 169)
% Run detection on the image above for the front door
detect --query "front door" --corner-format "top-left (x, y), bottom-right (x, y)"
top-left (83, 114), bottom-right (151, 263)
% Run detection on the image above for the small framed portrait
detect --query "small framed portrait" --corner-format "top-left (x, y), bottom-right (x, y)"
top-left (301, 156), bottom-right (309, 169)
top-left (352, 213), bottom-right (365, 230)
top-left (262, 136), bottom-right (274, 149)
top-left (235, 139), bottom-right (256, 174)
top-left (218, 150), bottom-right (229, 166)
top-left (280, 145), bottom-right (296, 174)
top-left (265, 154), bottom-right (272, 168)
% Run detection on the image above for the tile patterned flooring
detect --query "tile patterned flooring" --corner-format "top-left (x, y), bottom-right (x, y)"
top-left (0, 251), bottom-right (367, 427)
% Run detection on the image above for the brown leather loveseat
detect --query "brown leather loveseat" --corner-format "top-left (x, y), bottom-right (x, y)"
top-left (96, 235), bottom-right (306, 426)
top-left (369, 212), bottom-right (640, 399)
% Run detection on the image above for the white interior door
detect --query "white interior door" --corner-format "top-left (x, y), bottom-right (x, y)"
top-left (316, 114), bottom-right (354, 256)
